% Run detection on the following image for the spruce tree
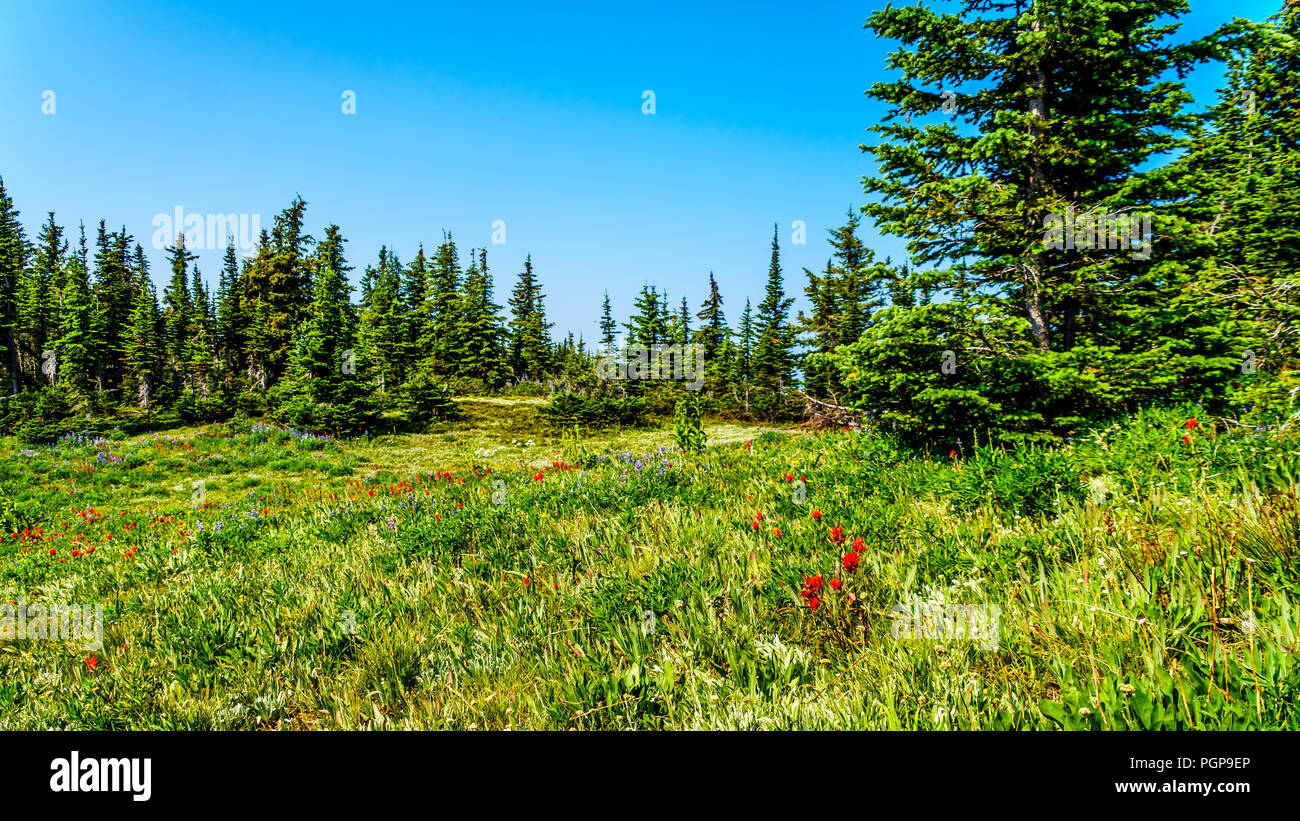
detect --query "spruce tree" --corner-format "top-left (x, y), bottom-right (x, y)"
top-left (18, 212), bottom-right (66, 383)
top-left (507, 254), bottom-right (552, 381)
top-left (847, 0), bottom-right (1219, 439)
top-left (752, 224), bottom-right (795, 389)
top-left (453, 249), bottom-right (507, 386)
top-left (598, 291), bottom-right (618, 348)
top-left (123, 260), bottom-right (160, 411)
top-left (0, 178), bottom-right (27, 394)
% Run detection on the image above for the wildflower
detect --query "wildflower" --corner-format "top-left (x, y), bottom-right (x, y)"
top-left (806, 596), bottom-right (821, 611)
top-left (784, 474), bottom-right (794, 482)
top-left (1182, 435), bottom-right (1191, 444)
top-left (812, 510), bottom-right (822, 521)
top-left (829, 578), bottom-right (842, 591)
top-left (1185, 418), bottom-right (1198, 430)
top-left (85, 656), bottom-right (98, 672)
top-left (842, 552), bottom-right (860, 573)
top-left (829, 524), bottom-right (845, 546)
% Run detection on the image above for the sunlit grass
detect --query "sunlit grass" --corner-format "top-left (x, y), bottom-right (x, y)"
top-left (0, 404), bottom-right (1295, 729)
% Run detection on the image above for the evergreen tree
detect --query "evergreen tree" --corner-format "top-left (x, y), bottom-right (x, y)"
top-left (598, 291), bottom-right (618, 348)
top-left (799, 209), bottom-right (889, 398)
top-left (735, 298), bottom-right (754, 383)
top-left (426, 233), bottom-right (462, 371)
top-left (1165, 3), bottom-right (1300, 410)
top-left (845, 0), bottom-right (1220, 440)
top-left (92, 221), bottom-right (135, 393)
top-left (0, 178), bottom-right (27, 394)
top-left (453, 249), bottom-right (507, 385)
top-left (242, 197), bottom-right (313, 387)
top-left (752, 224), bottom-right (795, 389)
top-left (507, 254), bottom-right (553, 381)
top-left (216, 237), bottom-right (245, 373)
top-left (56, 234), bottom-right (96, 403)
top-left (357, 246), bottom-right (407, 394)
top-left (275, 224), bottom-right (377, 430)
top-left (17, 212), bottom-right (66, 383)
top-left (123, 259), bottom-right (160, 410)
top-left (625, 284), bottom-right (668, 347)
top-left (161, 233), bottom-right (197, 395)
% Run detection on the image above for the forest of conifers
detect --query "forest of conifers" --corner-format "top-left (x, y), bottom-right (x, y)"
top-left (1, 1), bottom-right (1296, 445)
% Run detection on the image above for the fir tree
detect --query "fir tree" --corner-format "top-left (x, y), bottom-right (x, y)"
top-left (752, 224), bottom-right (795, 389)
top-left (598, 291), bottom-right (618, 348)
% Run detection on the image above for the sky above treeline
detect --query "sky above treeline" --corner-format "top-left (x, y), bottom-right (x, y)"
top-left (0, 0), bottom-right (1285, 341)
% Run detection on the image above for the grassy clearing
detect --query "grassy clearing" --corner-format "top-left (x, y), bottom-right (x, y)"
top-left (0, 404), bottom-right (1296, 729)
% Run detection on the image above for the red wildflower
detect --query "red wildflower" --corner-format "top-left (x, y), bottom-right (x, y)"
top-left (784, 474), bottom-right (794, 483)
top-left (85, 656), bottom-right (98, 672)
top-left (829, 578), bottom-right (842, 591)
top-left (852, 536), bottom-right (865, 551)
top-left (806, 596), bottom-right (821, 611)
top-left (803, 574), bottom-right (824, 594)
top-left (1185, 418), bottom-right (1198, 430)
top-left (842, 552), bottom-right (860, 573)
top-left (755, 511), bottom-right (764, 522)
top-left (523, 577), bottom-right (530, 586)
top-left (1182, 435), bottom-right (1191, 444)
top-left (812, 510), bottom-right (822, 520)
top-left (950, 449), bottom-right (957, 458)
top-left (830, 525), bottom-right (846, 546)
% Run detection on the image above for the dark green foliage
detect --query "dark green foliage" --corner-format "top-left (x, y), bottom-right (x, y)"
top-left (540, 393), bottom-right (649, 429)
top-left (2, 0), bottom-right (1297, 439)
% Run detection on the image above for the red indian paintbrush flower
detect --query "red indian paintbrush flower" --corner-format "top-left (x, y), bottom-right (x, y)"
top-left (842, 552), bottom-right (860, 573)
top-left (1185, 418), bottom-right (1198, 430)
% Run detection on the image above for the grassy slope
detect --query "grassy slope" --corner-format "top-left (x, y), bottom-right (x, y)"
top-left (0, 401), bottom-right (1296, 730)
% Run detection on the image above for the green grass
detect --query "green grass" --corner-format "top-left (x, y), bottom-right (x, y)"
top-left (0, 402), bottom-right (1296, 730)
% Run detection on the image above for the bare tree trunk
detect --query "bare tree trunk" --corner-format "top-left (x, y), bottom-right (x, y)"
top-left (1025, 16), bottom-right (1052, 353)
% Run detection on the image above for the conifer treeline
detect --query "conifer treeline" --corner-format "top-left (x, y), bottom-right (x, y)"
top-left (0, 183), bottom-right (820, 432)
top-left (1, 0), bottom-right (1297, 442)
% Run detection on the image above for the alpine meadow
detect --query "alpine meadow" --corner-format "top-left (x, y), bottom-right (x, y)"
top-left (2, 0), bottom-right (1299, 733)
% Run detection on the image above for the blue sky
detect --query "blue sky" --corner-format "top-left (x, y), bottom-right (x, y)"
top-left (0, 0), bottom-right (1284, 341)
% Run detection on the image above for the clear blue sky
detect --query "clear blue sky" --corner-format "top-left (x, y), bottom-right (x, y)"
top-left (0, 0), bottom-right (1284, 341)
